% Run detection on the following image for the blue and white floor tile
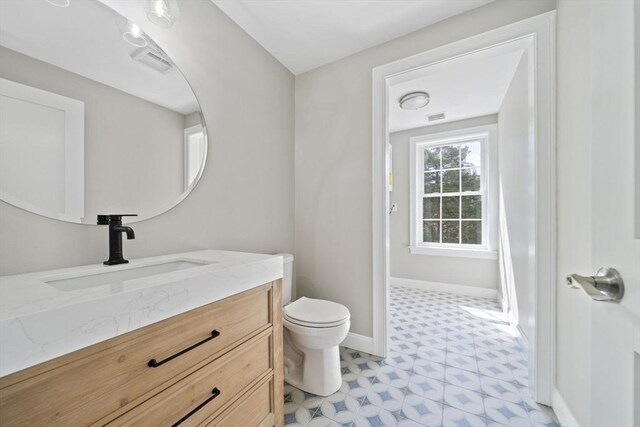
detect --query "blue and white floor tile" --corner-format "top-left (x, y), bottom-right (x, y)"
top-left (444, 366), bottom-right (482, 392)
top-left (407, 374), bottom-right (444, 403)
top-left (284, 286), bottom-right (560, 427)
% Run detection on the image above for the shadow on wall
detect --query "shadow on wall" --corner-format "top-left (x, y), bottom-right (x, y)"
top-left (295, 276), bottom-right (315, 303)
top-left (498, 181), bottom-right (520, 332)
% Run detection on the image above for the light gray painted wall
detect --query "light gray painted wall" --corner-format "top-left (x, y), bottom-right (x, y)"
top-left (0, 0), bottom-right (294, 275)
top-left (0, 46), bottom-right (185, 223)
top-left (295, 0), bottom-right (556, 336)
top-left (184, 112), bottom-right (203, 128)
top-left (389, 116), bottom-right (499, 289)
top-left (496, 55), bottom-right (534, 341)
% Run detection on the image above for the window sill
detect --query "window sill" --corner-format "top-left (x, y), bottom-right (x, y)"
top-left (409, 246), bottom-right (498, 260)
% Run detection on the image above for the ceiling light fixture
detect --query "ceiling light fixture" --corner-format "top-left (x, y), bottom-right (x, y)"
top-left (145, 0), bottom-right (180, 28)
top-left (45, 0), bottom-right (70, 7)
top-left (122, 21), bottom-right (148, 48)
top-left (399, 91), bottom-right (430, 110)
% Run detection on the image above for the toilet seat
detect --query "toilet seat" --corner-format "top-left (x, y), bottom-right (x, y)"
top-left (283, 296), bottom-right (351, 396)
top-left (284, 297), bottom-right (350, 328)
top-left (284, 316), bottom-right (348, 328)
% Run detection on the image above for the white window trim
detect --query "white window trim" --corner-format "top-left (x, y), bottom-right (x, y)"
top-left (409, 124), bottom-right (498, 259)
top-left (183, 123), bottom-right (206, 191)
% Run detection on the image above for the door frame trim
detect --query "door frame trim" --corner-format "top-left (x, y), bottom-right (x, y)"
top-left (371, 11), bottom-right (557, 404)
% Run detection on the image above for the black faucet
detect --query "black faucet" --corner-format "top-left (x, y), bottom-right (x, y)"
top-left (97, 214), bottom-right (137, 265)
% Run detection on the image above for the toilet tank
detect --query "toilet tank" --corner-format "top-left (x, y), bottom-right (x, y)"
top-left (276, 253), bottom-right (294, 305)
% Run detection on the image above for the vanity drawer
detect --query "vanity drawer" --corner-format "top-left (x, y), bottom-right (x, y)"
top-left (0, 284), bottom-right (272, 427)
top-left (109, 330), bottom-right (273, 427)
top-left (205, 376), bottom-right (274, 427)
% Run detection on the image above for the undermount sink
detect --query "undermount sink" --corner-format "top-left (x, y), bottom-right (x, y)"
top-left (44, 259), bottom-right (212, 292)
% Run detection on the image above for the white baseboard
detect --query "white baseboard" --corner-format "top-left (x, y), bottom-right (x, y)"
top-left (342, 332), bottom-right (374, 354)
top-left (390, 277), bottom-right (498, 300)
top-left (552, 389), bottom-right (580, 427)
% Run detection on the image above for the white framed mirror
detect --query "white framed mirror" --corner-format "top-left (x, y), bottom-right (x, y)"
top-left (0, 0), bottom-right (207, 224)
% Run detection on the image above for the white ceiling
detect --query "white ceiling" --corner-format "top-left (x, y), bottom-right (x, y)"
top-left (388, 48), bottom-right (525, 133)
top-left (212, 0), bottom-right (494, 75)
top-left (0, 0), bottom-right (199, 115)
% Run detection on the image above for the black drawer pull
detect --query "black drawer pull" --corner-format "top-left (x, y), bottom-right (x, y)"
top-left (172, 387), bottom-right (221, 427)
top-left (148, 330), bottom-right (220, 368)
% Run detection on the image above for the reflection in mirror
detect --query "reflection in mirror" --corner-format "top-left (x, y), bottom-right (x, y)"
top-left (0, 0), bottom-right (207, 224)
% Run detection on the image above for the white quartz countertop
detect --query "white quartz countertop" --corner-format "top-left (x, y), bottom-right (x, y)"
top-left (0, 250), bottom-right (283, 377)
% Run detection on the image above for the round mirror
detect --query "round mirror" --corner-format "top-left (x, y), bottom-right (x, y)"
top-left (0, 0), bottom-right (207, 224)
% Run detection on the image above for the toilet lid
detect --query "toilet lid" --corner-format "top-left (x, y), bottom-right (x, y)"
top-left (284, 297), bottom-right (350, 326)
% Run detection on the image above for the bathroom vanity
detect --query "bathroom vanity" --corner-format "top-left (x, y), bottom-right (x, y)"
top-left (0, 250), bottom-right (284, 427)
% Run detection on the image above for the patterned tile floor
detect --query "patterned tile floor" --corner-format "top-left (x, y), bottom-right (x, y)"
top-left (283, 286), bottom-right (560, 427)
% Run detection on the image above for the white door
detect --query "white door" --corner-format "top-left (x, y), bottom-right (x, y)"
top-left (557, 1), bottom-right (640, 426)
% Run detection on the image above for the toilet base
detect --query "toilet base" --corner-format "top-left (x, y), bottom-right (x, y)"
top-left (284, 345), bottom-right (342, 397)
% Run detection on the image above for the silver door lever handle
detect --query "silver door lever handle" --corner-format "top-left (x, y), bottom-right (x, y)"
top-left (566, 267), bottom-right (625, 302)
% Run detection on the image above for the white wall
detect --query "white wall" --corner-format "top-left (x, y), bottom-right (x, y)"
top-left (496, 54), bottom-right (534, 341)
top-left (0, 0), bottom-right (294, 275)
top-left (389, 116), bottom-right (499, 289)
top-left (295, 0), bottom-right (556, 336)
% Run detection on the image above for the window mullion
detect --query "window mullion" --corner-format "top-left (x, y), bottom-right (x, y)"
top-left (458, 166), bottom-right (462, 244)
top-left (439, 149), bottom-right (443, 244)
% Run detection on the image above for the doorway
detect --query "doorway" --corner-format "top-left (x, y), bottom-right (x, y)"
top-left (371, 12), bottom-right (556, 406)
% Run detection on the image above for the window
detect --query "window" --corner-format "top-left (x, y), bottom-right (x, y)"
top-left (184, 124), bottom-right (206, 190)
top-left (422, 139), bottom-right (484, 245)
top-left (409, 126), bottom-right (496, 258)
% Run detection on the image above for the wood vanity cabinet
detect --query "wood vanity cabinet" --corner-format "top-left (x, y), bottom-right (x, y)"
top-left (0, 280), bottom-right (284, 427)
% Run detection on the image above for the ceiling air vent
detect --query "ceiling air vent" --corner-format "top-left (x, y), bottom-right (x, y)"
top-left (131, 46), bottom-right (174, 73)
top-left (427, 112), bottom-right (446, 122)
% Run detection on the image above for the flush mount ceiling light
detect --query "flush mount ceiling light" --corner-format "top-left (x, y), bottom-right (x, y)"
top-left (145, 0), bottom-right (180, 28)
top-left (122, 21), bottom-right (148, 48)
top-left (45, 0), bottom-right (70, 7)
top-left (399, 91), bottom-right (430, 110)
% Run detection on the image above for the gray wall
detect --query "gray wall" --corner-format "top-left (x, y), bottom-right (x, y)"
top-left (496, 55), bottom-right (534, 341)
top-left (0, 0), bottom-right (294, 275)
top-left (295, 0), bottom-right (556, 337)
top-left (184, 112), bottom-right (203, 129)
top-left (389, 116), bottom-right (499, 289)
top-left (0, 46), bottom-right (186, 223)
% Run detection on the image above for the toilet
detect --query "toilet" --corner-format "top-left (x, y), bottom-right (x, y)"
top-left (278, 254), bottom-right (350, 396)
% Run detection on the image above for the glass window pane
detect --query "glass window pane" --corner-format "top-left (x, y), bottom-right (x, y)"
top-left (424, 171), bottom-right (441, 194)
top-left (461, 195), bottom-right (482, 219)
top-left (461, 221), bottom-right (482, 245)
top-left (461, 167), bottom-right (481, 192)
top-left (423, 197), bottom-right (440, 219)
top-left (424, 147), bottom-right (440, 171)
top-left (442, 221), bottom-right (460, 243)
top-left (460, 141), bottom-right (482, 168)
top-left (442, 170), bottom-right (460, 193)
top-left (441, 196), bottom-right (459, 219)
top-left (441, 145), bottom-right (460, 169)
top-left (423, 221), bottom-right (440, 243)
